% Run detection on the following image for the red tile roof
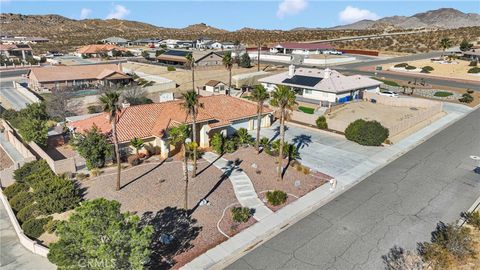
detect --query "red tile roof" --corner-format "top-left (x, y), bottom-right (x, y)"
top-left (69, 95), bottom-right (272, 143)
top-left (77, 44), bottom-right (126, 54)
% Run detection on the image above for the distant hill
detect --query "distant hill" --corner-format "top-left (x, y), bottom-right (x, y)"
top-left (331, 8), bottom-right (480, 30)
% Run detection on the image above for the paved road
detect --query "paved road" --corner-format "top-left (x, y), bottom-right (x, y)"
top-left (0, 80), bottom-right (32, 110)
top-left (0, 200), bottom-right (54, 270)
top-left (228, 107), bottom-right (480, 270)
top-left (336, 52), bottom-right (443, 69)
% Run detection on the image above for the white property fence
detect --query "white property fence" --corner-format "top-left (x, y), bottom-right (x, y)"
top-left (0, 190), bottom-right (49, 257)
top-left (247, 53), bottom-right (356, 65)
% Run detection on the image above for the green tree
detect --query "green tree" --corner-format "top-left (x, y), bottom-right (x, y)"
top-left (74, 125), bottom-right (112, 169)
top-left (48, 198), bottom-right (153, 270)
top-left (99, 91), bottom-right (122, 191)
top-left (168, 124), bottom-right (190, 209)
top-left (141, 50), bottom-right (149, 59)
top-left (155, 49), bottom-right (165, 57)
top-left (185, 53), bottom-right (196, 94)
top-left (239, 53), bottom-right (251, 68)
top-left (269, 85), bottom-right (297, 180)
top-left (18, 103), bottom-right (49, 147)
top-left (130, 137), bottom-right (144, 155)
top-left (251, 85), bottom-right (269, 154)
top-left (222, 51), bottom-right (234, 95)
top-left (34, 175), bottom-right (81, 214)
top-left (439, 38), bottom-right (452, 57)
top-left (459, 40), bottom-right (473, 52)
top-left (181, 90), bottom-right (202, 178)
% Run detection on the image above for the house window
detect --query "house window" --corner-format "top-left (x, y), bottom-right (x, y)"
top-left (304, 89), bottom-right (312, 95)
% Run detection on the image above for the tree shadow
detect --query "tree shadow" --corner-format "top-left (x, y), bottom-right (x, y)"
top-left (140, 207), bottom-right (202, 270)
top-left (195, 153), bottom-right (223, 177)
top-left (269, 125), bottom-right (289, 144)
top-left (121, 159), bottom-right (166, 190)
top-left (292, 134), bottom-right (312, 150)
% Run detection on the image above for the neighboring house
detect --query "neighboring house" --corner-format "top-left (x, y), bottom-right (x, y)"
top-left (100, 37), bottom-right (130, 46)
top-left (176, 40), bottom-right (194, 49)
top-left (160, 39), bottom-right (180, 49)
top-left (68, 95), bottom-right (273, 158)
top-left (204, 80), bottom-right (227, 94)
top-left (463, 49), bottom-right (480, 61)
top-left (156, 50), bottom-right (224, 67)
top-left (270, 42), bottom-right (334, 55)
top-left (195, 37), bottom-right (213, 49)
top-left (131, 38), bottom-right (162, 47)
top-left (27, 64), bottom-right (132, 91)
top-left (0, 36), bottom-right (49, 44)
top-left (259, 65), bottom-right (381, 107)
top-left (210, 41), bottom-right (236, 50)
top-left (75, 44), bottom-right (127, 57)
top-left (0, 44), bottom-right (33, 60)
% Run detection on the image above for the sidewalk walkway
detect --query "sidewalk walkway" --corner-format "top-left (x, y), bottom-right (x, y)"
top-left (202, 152), bottom-right (273, 221)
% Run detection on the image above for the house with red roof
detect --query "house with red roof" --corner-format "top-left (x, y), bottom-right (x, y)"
top-left (68, 95), bottom-right (273, 158)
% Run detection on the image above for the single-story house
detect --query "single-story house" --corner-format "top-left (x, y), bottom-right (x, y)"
top-left (131, 38), bottom-right (162, 47)
top-left (0, 36), bottom-right (49, 44)
top-left (259, 65), bottom-right (381, 107)
top-left (75, 44), bottom-right (127, 58)
top-left (68, 95), bottom-right (273, 158)
top-left (204, 80), bottom-right (227, 94)
top-left (27, 64), bottom-right (132, 91)
top-left (463, 49), bottom-right (480, 61)
top-left (270, 42), bottom-right (334, 55)
top-left (176, 40), bottom-right (194, 49)
top-left (0, 44), bottom-right (33, 60)
top-left (156, 50), bottom-right (224, 67)
top-left (211, 41), bottom-right (236, 50)
top-left (194, 37), bottom-right (214, 49)
top-left (100, 37), bottom-right (130, 46)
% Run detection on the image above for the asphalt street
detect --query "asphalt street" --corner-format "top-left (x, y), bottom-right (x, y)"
top-left (228, 107), bottom-right (480, 270)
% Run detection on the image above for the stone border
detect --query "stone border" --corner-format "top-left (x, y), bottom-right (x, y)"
top-left (0, 190), bottom-right (49, 257)
top-left (181, 103), bottom-right (478, 270)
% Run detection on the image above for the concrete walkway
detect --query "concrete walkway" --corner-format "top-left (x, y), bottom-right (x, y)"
top-left (0, 132), bottom-right (23, 165)
top-left (202, 152), bottom-right (273, 221)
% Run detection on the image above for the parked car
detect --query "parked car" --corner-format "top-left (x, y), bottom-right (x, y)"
top-left (379, 91), bottom-right (399, 98)
top-left (323, 50), bottom-right (343, 55)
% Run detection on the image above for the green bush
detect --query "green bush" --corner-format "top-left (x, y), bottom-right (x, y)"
top-left (469, 61), bottom-right (478, 67)
top-left (316, 116), bottom-right (328, 129)
top-left (167, 66), bottom-right (176, 71)
top-left (21, 217), bottom-right (51, 238)
top-left (421, 66), bottom-right (434, 73)
top-left (266, 190), bottom-right (288, 206)
top-left (231, 207), bottom-right (253, 223)
top-left (210, 133), bottom-right (224, 154)
top-left (17, 203), bottom-right (41, 223)
top-left (44, 219), bottom-right (61, 234)
top-left (3, 182), bottom-right (29, 200)
top-left (394, 63), bottom-right (408, 68)
top-left (13, 160), bottom-right (51, 183)
top-left (34, 176), bottom-right (81, 214)
top-left (234, 128), bottom-right (252, 146)
top-left (433, 91), bottom-right (453, 97)
top-left (468, 67), bottom-right (480, 73)
top-left (298, 106), bottom-right (315, 114)
top-left (87, 105), bottom-right (100, 114)
top-left (405, 65), bottom-right (417, 70)
top-left (224, 139), bottom-right (237, 153)
top-left (9, 191), bottom-right (34, 212)
top-left (345, 119), bottom-right (389, 146)
top-left (459, 93), bottom-right (474, 103)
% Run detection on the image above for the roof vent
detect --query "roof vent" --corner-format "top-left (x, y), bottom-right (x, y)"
top-left (121, 102), bottom-right (130, 108)
top-left (288, 64), bottom-right (295, 77)
top-left (324, 68), bottom-right (332, 79)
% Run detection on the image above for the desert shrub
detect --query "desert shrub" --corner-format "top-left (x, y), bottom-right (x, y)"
top-left (21, 217), bottom-right (51, 238)
top-left (382, 246), bottom-right (424, 270)
top-left (90, 168), bottom-right (102, 177)
top-left (231, 207), bottom-right (253, 223)
top-left (316, 116), bottom-right (328, 129)
top-left (224, 139), bottom-right (237, 153)
top-left (421, 66), bottom-right (434, 73)
top-left (433, 91), bottom-right (453, 97)
top-left (44, 219), bottom-right (61, 234)
top-left (468, 67), bottom-right (480, 73)
top-left (466, 89), bottom-right (474, 94)
top-left (76, 173), bottom-right (89, 181)
top-left (17, 203), bottom-right (41, 223)
top-left (459, 93), bottom-right (474, 103)
top-left (3, 182), bottom-right (29, 200)
top-left (234, 128), bottom-right (252, 146)
top-left (259, 137), bottom-right (270, 148)
top-left (345, 120), bottom-right (389, 146)
top-left (302, 165), bottom-right (310, 175)
top-left (210, 133), bottom-right (224, 154)
top-left (461, 211), bottom-right (480, 230)
top-left (266, 190), bottom-right (287, 206)
top-left (469, 61), bottom-right (478, 67)
top-left (87, 105), bottom-right (101, 114)
top-left (405, 65), bottom-right (417, 70)
top-left (9, 191), bottom-right (34, 212)
top-left (127, 155), bottom-right (141, 166)
top-left (167, 66), bottom-right (176, 71)
top-left (34, 176), bottom-right (81, 214)
top-left (394, 63), bottom-right (408, 68)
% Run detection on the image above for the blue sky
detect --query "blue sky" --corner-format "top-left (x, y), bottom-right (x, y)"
top-left (1, 1), bottom-right (479, 30)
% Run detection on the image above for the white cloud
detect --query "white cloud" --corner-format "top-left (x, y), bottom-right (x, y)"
top-left (105, 4), bottom-right (130, 20)
top-left (339, 6), bottom-right (380, 24)
top-left (79, 8), bottom-right (92, 20)
top-left (276, 0), bottom-right (308, 19)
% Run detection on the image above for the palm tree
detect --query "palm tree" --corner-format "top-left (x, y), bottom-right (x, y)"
top-left (269, 85), bottom-right (297, 181)
top-left (185, 53), bottom-right (197, 94)
top-left (130, 137), bottom-right (144, 155)
top-left (169, 124), bottom-right (190, 209)
top-left (181, 90), bottom-right (202, 178)
top-left (99, 91), bottom-right (122, 191)
top-left (257, 42), bottom-right (261, 72)
top-left (439, 38), bottom-right (452, 57)
top-left (251, 85), bottom-right (269, 154)
top-left (222, 51), bottom-right (234, 95)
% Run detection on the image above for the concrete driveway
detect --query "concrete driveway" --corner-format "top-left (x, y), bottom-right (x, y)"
top-left (251, 123), bottom-right (382, 178)
top-left (0, 80), bottom-right (32, 110)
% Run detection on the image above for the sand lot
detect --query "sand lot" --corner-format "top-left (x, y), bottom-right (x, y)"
top-left (382, 59), bottom-right (479, 81)
top-left (123, 62), bottom-right (284, 93)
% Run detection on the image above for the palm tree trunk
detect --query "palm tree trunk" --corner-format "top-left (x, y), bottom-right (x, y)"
top-left (256, 101), bottom-right (263, 154)
top-left (277, 109), bottom-right (285, 181)
top-left (192, 64), bottom-right (196, 94)
top-left (257, 44), bottom-right (260, 72)
top-left (183, 144), bottom-right (189, 209)
top-left (228, 67), bottom-right (232, 96)
top-left (192, 113), bottom-right (197, 178)
top-left (112, 121), bottom-right (121, 191)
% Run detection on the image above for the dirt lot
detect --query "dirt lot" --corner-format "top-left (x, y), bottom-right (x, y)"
top-left (0, 147), bottom-right (13, 170)
top-left (382, 58), bottom-right (480, 81)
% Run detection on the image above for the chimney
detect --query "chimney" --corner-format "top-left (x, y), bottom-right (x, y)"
top-left (288, 64), bottom-right (295, 77)
top-left (324, 68), bottom-right (332, 79)
top-left (121, 102), bottom-right (130, 109)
